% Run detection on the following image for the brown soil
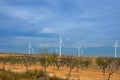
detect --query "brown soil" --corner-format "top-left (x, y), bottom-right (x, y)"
top-left (0, 63), bottom-right (120, 80)
top-left (0, 53), bottom-right (120, 80)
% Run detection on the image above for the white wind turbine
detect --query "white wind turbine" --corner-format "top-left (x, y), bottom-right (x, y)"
top-left (74, 42), bottom-right (83, 56)
top-left (77, 46), bottom-right (81, 56)
top-left (77, 45), bottom-right (83, 56)
top-left (28, 40), bottom-right (34, 54)
top-left (113, 40), bottom-right (119, 58)
top-left (59, 35), bottom-right (64, 56)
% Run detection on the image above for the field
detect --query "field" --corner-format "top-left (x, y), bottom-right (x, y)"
top-left (0, 53), bottom-right (120, 80)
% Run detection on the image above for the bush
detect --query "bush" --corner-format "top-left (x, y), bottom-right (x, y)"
top-left (0, 70), bottom-right (20, 80)
top-left (0, 68), bottom-right (64, 80)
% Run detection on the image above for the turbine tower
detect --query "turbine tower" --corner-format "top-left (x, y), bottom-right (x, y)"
top-left (59, 35), bottom-right (63, 56)
top-left (81, 46), bottom-right (83, 56)
top-left (77, 45), bottom-right (83, 56)
top-left (28, 40), bottom-right (34, 54)
top-left (114, 40), bottom-right (118, 58)
top-left (77, 46), bottom-right (81, 56)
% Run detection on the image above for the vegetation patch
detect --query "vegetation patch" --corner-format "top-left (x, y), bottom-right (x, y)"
top-left (0, 69), bottom-right (64, 80)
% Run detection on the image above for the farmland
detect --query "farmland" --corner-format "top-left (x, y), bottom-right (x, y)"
top-left (0, 52), bottom-right (120, 80)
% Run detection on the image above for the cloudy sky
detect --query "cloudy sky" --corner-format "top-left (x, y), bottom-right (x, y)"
top-left (0, 0), bottom-right (120, 54)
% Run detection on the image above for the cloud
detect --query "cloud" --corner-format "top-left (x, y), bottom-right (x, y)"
top-left (41, 27), bottom-right (64, 33)
top-left (71, 0), bottom-right (120, 18)
top-left (38, 43), bottom-right (57, 47)
top-left (13, 35), bottom-right (58, 48)
top-left (14, 36), bottom-right (48, 40)
top-left (0, 0), bottom-right (120, 53)
top-left (0, 1), bottom-right (56, 24)
top-left (0, 3), bottom-right (58, 34)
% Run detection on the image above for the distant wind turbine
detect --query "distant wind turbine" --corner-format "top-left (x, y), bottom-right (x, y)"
top-left (59, 35), bottom-right (64, 56)
top-left (113, 40), bottom-right (119, 58)
top-left (28, 40), bottom-right (34, 54)
top-left (77, 46), bottom-right (81, 56)
top-left (81, 46), bottom-right (83, 56)
top-left (77, 45), bottom-right (83, 56)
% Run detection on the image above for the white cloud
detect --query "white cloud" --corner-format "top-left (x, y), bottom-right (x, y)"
top-left (72, 0), bottom-right (120, 18)
top-left (0, 0), bottom-right (120, 49)
top-left (14, 36), bottom-right (46, 41)
top-left (38, 43), bottom-right (57, 47)
top-left (0, 4), bottom-right (54, 23)
top-left (41, 27), bottom-right (63, 33)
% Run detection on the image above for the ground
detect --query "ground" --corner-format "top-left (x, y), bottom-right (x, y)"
top-left (0, 53), bottom-right (120, 80)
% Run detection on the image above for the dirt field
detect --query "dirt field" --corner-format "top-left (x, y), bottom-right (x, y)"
top-left (0, 63), bottom-right (119, 80)
top-left (0, 53), bottom-right (120, 80)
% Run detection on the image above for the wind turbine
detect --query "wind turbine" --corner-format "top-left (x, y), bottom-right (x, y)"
top-left (81, 46), bottom-right (83, 56)
top-left (113, 40), bottom-right (118, 58)
top-left (77, 46), bottom-right (81, 56)
top-left (77, 45), bottom-right (83, 56)
top-left (28, 40), bottom-right (34, 54)
top-left (59, 35), bottom-right (64, 56)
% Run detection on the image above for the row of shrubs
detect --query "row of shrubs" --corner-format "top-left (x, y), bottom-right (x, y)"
top-left (0, 69), bottom-right (64, 80)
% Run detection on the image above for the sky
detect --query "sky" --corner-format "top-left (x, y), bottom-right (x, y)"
top-left (0, 0), bottom-right (120, 56)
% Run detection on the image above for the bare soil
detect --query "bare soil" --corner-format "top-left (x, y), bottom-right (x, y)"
top-left (0, 53), bottom-right (120, 80)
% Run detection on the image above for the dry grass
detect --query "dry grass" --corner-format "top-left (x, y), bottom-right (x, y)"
top-left (0, 63), bottom-right (120, 80)
top-left (0, 53), bottom-right (120, 80)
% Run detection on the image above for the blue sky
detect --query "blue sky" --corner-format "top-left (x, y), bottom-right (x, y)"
top-left (0, 0), bottom-right (120, 55)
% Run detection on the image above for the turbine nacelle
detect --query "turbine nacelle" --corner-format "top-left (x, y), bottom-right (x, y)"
top-left (113, 40), bottom-right (118, 47)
